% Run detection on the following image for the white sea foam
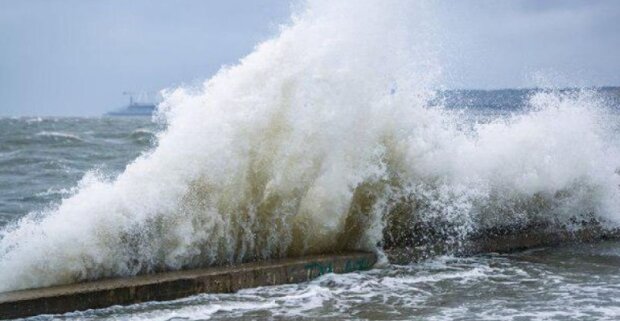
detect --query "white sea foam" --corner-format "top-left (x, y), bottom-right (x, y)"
top-left (35, 131), bottom-right (83, 142)
top-left (1, 0), bottom-right (619, 292)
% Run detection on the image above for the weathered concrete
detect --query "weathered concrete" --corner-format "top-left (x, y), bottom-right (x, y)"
top-left (385, 221), bottom-right (620, 264)
top-left (0, 252), bottom-right (376, 320)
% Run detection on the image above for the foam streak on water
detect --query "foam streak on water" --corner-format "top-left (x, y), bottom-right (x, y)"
top-left (1, 0), bottom-right (620, 293)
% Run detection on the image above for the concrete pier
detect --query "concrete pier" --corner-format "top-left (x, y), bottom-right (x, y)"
top-left (2, 221), bottom-right (618, 320)
top-left (0, 252), bottom-right (376, 320)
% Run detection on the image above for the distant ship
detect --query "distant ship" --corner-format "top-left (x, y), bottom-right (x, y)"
top-left (106, 92), bottom-right (157, 116)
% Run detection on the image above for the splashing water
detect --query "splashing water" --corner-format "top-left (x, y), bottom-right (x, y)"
top-left (1, 0), bottom-right (619, 292)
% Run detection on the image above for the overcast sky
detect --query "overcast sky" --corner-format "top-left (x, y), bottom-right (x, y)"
top-left (0, 0), bottom-right (619, 116)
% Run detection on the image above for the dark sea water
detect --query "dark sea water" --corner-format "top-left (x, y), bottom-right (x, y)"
top-left (2, 89), bottom-right (620, 320)
top-left (0, 117), bottom-right (157, 227)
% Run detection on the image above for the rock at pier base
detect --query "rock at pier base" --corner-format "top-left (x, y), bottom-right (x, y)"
top-left (384, 220), bottom-right (620, 264)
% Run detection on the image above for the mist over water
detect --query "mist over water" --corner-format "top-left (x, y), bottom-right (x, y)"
top-left (1, 0), bottom-right (620, 295)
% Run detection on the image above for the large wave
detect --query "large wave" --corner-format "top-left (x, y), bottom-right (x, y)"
top-left (1, 0), bottom-right (619, 291)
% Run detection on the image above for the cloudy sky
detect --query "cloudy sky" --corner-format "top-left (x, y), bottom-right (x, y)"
top-left (0, 0), bottom-right (619, 116)
top-left (436, 0), bottom-right (620, 89)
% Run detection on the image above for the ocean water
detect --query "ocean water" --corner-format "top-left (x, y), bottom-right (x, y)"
top-left (0, 118), bottom-right (158, 227)
top-left (2, 0), bottom-right (620, 319)
top-left (2, 88), bottom-right (620, 320)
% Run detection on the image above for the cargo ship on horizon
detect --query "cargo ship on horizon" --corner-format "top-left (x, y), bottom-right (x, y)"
top-left (106, 92), bottom-right (157, 116)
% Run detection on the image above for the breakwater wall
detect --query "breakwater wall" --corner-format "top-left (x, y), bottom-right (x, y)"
top-left (2, 221), bottom-right (619, 320)
top-left (0, 252), bottom-right (376, 320)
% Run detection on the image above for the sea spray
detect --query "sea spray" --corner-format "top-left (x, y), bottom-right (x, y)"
top-left (1, 0), bottom-right (619, 292)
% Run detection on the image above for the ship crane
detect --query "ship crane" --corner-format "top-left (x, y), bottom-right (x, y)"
top-left (123, 91), bottom-right (149, 106)
top-left (122, 91), bottom-right (136, 106)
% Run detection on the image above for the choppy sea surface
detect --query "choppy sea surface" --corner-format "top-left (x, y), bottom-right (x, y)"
top-left (2, 88), bottom-right (620, 320)
top-left (0, 117), bottom-right (158, 227)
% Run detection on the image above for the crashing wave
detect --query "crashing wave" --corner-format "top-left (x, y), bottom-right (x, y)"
top-left (0, 0), bottom-right (619, 292)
